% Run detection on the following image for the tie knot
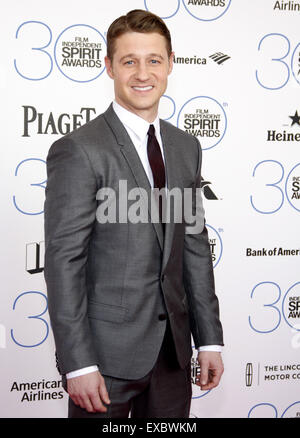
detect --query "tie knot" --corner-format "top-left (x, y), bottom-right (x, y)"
top-left (148, 124), bottom-right (155, 137)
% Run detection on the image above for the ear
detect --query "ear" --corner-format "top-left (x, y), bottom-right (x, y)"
top-left (105, 56), bottom-right (114, 79)
top-left (168, 51), bottom-right (174, 75)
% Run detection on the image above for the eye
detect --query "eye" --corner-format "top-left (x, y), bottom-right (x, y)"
top-left (150, 59), bottom-right (159, 64)
top-left (124, 60), bottom-right (134, 65)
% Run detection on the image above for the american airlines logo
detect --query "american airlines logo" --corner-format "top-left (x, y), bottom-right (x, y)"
top-left (209, 52), bottom-right (231, 65)
top-left (200, 176), bottom-right (219, 200)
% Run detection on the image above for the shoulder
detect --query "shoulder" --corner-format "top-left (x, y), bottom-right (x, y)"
top-left (160, 119), bottom-right (200, 153)
top-left (47, 108), bottom-right (113, 159)
top-left (53, 112), bottom-right (107, 147)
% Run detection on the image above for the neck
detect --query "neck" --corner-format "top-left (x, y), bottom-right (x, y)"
top-left (115, 99), bottom-right (158, 123)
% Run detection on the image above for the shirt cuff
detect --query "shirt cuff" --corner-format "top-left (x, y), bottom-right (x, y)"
top-left (198, 345), bottom-right (222, 352)
top-left (66, 365), bottom-right (99, 379)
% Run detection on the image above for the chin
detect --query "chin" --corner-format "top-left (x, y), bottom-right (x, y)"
top-left (129, 100), bottom-right (156, 111)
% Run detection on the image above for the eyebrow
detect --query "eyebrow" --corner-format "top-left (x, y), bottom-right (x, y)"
top-left (119, 53), bottom-right (165, 62)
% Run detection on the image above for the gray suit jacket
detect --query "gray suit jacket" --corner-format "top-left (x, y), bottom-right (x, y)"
top-left (44, 103), bottom-right (223, 380)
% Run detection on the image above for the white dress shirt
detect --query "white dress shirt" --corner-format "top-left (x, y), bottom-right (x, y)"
top-left (66, 101), bottom-right (221, 379)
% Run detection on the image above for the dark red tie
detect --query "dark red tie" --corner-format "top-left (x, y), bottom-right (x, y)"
top-left (147, 124), bottom-right (165, 189)
top-left (147, 124), bottom-right (166, 227)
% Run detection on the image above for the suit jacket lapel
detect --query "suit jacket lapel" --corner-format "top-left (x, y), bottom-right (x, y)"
top-left (160, 120), bottom-right (177, 272)
top-left (103, 104), bottom-right (164, 251)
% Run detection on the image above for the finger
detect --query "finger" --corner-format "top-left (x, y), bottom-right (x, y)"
top-left (201, 369), bottom-right (221, 390)
top-left (80, 395), bottom-right (97, 413)
top-left (76, 395), bottom-right (86, 410)
top-left (199, 361), bottom-right (209, 387)
top-left (90, 392), bottom-right (108, 413)
top-left (200, 382), bottom-right (214, 390)
top-left (99, 378), bottom-right (111, 405)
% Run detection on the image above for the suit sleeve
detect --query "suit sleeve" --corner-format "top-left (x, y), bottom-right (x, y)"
top-left (44, 137), bottom-right (99, 375)
top-left (183, 136), bottom-right (224, 349)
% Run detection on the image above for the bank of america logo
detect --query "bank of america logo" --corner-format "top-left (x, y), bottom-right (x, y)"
top-left (245, 363), bottom-right (253, 387)
top-left (209, 52), bottom-right (231, 64)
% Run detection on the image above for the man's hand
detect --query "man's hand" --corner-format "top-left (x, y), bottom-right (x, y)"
top-left (196, 351), bottom-right (224, 391)
top-left (67, 370), bottom-right (111, 413)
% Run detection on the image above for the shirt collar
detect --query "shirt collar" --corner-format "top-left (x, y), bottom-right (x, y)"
top-left (112, 100), bottom-right (160, 143)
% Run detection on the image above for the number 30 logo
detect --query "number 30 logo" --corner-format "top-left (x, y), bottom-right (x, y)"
top-left (14, 21), bottom-right (106, 82)
top-left (256, 33), bottom-right (300, 90)
top-left (250, 160), bottom-right (300, 214)
top-left (11, 291), bottom-right (49, 348)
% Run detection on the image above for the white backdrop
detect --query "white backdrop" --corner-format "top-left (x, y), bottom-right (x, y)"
top-left (1, 0), bottom-right (300, 418)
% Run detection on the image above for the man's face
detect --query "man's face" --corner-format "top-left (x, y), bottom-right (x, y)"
top-left (105, 32), bottom-right (173, 122)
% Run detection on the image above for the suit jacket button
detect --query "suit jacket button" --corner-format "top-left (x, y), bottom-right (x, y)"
top-left (158, 314), bottom-right (167, 321)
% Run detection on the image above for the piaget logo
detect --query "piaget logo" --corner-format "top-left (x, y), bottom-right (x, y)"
top-left (22, 105), bottom-right (96, 137)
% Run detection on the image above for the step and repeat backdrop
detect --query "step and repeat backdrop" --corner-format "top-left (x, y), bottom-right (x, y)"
top-left (1, 0), bottom-right (300, 418)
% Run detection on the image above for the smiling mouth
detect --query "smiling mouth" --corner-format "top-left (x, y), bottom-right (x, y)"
top-left (132, 86), bottom-right (154, 91)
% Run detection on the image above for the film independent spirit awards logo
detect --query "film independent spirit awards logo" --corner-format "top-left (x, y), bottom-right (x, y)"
top-left (181, 0), bottom-right (232, 22)
top-left (177, 96), bottom-right (227, 151)
top-left (144, 1), bottom-right (232, 21)
top-left (54, 24), bottom-right (106, 82)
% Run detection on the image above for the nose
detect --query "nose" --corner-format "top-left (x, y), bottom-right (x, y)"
top-left (135, 61), bottom-right (150, 81)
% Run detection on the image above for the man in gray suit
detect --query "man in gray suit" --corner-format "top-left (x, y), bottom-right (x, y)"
top-left (44, 9), bottom-right (224, 418)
